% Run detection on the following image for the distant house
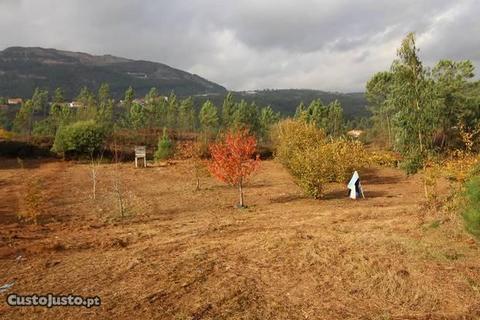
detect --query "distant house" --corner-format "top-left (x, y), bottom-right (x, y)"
top-left (127, 72), bottom-right (148, 79)
top-left (68, 101), bottom-right (84, 108)
top-left (7, 98), bottom-right (23, 105)
top-left (133, 98), bottom-right (145, 106)
top-left (0, 104), bottom-right (8, 110)
top-left (347, 129), bottom-right (364, 139)
top-left (132, 96), bottom-right (168, 106)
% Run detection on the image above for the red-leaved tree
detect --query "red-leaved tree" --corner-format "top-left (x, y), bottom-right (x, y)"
top-left (208, 130), bottom-right (260, 208)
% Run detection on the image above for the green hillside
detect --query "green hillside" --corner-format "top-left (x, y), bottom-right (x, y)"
top-left (0, 47), bottom-right (226, 99)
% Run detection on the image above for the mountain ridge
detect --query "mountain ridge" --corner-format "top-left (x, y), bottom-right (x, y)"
top-left (0, 47), bottom-right (368, 118)
top-left (0, 46), bottom-right (226, 98)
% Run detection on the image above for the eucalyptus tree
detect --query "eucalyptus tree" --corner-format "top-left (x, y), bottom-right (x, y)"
top-left (366, 71), bottom-right (395, 147)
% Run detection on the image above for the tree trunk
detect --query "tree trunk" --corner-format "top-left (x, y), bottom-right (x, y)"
top-left (238, 178), bottom-right (244, 208)
top-left (386, 113), bottom-right (392, 148)
top-left (418, 130), bottom-right (424, 153)
top-left (92, 168), bottom-right (96, 200)
top-left (423, 164), bottom-right (429, 200)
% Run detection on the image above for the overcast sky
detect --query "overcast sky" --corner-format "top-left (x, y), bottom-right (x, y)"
top-left (0, 0), bottom-right (478, 92)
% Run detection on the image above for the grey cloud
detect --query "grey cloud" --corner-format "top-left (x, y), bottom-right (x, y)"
top-left (0, 0), bottom-right (478, 91)
top-left (419, 0), bottom-right (480, 67)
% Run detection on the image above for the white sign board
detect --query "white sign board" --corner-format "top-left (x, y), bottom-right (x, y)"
top-left (347, 171), bottom-right (365, 199)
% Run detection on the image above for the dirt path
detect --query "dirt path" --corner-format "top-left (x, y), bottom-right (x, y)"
top-left (0, 159), bottom-right (479, 319)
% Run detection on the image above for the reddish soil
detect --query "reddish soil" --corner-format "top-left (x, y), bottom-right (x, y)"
top-left (0, 158), bottom-right (479, 319)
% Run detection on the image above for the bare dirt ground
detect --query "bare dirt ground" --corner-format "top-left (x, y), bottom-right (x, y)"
top-left (0, 158), bottom-right (479, 319)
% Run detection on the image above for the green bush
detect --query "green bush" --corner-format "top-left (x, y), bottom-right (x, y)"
top-left (154, 128), bottom-right (174, 161)
top-left (32, 118), bottom-right (56, 137)
top-left (400, 151), bottom-right (424, 175)
top-left (52, 120), bottom-right (106, 156)
top-left (462, 176), bottom-right (480, 239)
top-left (272, 119), bottom-right (368, 198)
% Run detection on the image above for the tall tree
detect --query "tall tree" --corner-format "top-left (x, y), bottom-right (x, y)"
top-left (259, 106), bottom-right (280, 141)
top-left (366, 71), bottom-right (395, 147)
top-left (166, 92), bottom-right (178, 129)
top-left (151, 97), bottom-right (167, 129)
top-left (432, 59), bottom-right (478, 149)
top-left (53, 87), bottom-right (64, 104)
top-left (32, 88), bottom-right (49, 117)
top-left (199, 100), bottom-right (218, 133)
top-left (96, 83), bottom-right (113, 125)
top-left (120, 86), bottom-right (135, 128)
top-left (76, 86), bottom-right (97, 121)
top-left (145, 87), bottom-right (159, 104)
top-left (129, 103), bottom-right (147, 130)
top-left (326, 100), bottom-right (344, 137)
top-left (306, 99), bottom-right (328, 129)
top-left (50, 102), bottom-right (73, 126)
top-left (232, 100), bottom-right (260, 135)
top-left (221, 92), bottom-right (235, 128)
top-left (390, 32), bottom-right (437, 163)
top-left (0, 109), bottom-right (11, 130)
top-left (367, 33), bottom-right (480, 160)
top-left (124, 86), bottom-right (135, 113)
top-left (178, 97), bottom-right (196, 132)
top-left (145, 87), bottom-right (162, 129)
top-left (13, 100), bottom-right (34, 135)
top-left (294, 101), bottom-right (308, 121)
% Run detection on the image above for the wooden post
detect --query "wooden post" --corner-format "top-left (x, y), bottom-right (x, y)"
top-left (135, 146), bottom-right (146, 168)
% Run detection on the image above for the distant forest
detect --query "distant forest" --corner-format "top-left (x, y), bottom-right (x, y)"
top-left (193, 89), bottom-right (367, 119)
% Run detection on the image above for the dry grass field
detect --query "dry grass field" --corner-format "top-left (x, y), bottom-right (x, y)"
top-left (1, 158), bottom-right (479, 319)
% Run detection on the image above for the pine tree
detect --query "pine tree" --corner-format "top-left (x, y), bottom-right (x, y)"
top-left (259, 106), bottom-right (280, 141)
top-left (53, 88), bottom-right (64, 104)
top-left (32, 88), bottom-right (49, 117)
top-left (199, 100), bottom-right (218, 133)
top-left (129, 103), bottom-right (147, 130)
top-left (326, 100), bottom-right (344, 137)
top-left (221, 92), bottom-right (235, 128)
top-left (178, 97), bottom-right (195, 132)
top-left (294, 102), bottom-right (307, 120)
top-left (0, 109), bottom-right (10, 130)
top-left (145, 87), bottom-right (159, 104)
top-left (13, 100), bottom-right (34, 135)
top-left (49, 101), bottom-right (73, 132)
top-left (145, 88), bottom-right (161, 129)
top-left (154, 127), bottom-right (174, 161)
top-left (231, 100), bottom-right (260, 135)
top-left (307, 99), bottom-right (328, 128)
top-left (166, 92), bottom-right (178, 129)
top-left (124, 86), bottom-right (135, 114)
top-left (96, 83), bottom-right (113, 125)
top-left (76, 86), bottom-right (97, 121)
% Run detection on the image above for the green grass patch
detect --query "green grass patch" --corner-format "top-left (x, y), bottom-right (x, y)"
top-left (462, 176), bottom-right (480, 240)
